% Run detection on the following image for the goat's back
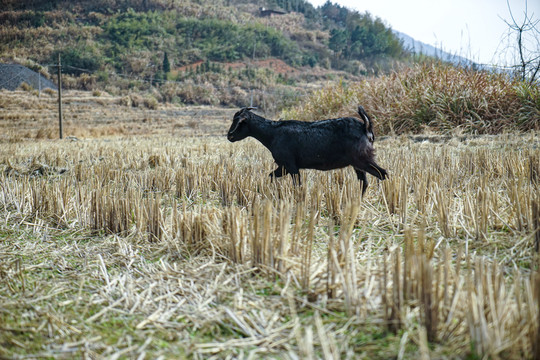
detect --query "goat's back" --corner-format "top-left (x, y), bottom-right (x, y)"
top-left (270, 117), bottom-right (373, 170)
top-left (274, 117), bottom-right (367, 138)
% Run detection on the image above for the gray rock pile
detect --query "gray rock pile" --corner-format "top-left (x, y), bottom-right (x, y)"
top-left (0, 64), bottom-right (57, 91)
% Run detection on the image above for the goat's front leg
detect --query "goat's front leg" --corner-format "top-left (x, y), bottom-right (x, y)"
top-left (290, 172), bottom-right (301, 186)
top-left (285, 165), bottom-right (301, 186)
top-left (271, 158), bottom-right (301, 185)
top-left (271, 164), bottom-right (301, 185)
top-left (269, 166), bottom-right (284, 181)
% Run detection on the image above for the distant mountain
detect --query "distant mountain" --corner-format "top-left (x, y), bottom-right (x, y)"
top-left (393, 30), bottom-right (477, 67)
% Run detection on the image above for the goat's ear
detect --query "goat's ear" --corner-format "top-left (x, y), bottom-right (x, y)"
top-left (246, 107), bottom-right (257, 111)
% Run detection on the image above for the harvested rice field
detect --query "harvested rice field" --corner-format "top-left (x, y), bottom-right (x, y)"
top-left (1, 91), bottom-right (539, 359)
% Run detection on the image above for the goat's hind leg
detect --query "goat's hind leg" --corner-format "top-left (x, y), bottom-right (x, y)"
top-left (355, 168), bottom-right (368, 196)
top-left (364, 162), bottom-right (388, 180)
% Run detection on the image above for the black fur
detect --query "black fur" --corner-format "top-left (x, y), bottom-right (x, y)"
top-left (227, 106), bottom-right (388, 195)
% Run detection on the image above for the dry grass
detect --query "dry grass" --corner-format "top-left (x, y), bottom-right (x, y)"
top-left (0, 89), bottom-right (234, 142)
top-left (1, 91), bottom-right (540, 358)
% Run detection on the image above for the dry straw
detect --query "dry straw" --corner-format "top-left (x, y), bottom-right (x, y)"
top-left (1, 131), bottom-right (539, 358)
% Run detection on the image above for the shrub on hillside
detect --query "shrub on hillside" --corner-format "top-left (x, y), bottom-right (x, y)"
top-left (283, 63), bottom-right (540, 134)
top-left (17, 82), bottom-right (32, 91)
top-left (0, 10), bottom-right (45, 28)
top-left (52, 46), bottom-right (103, 76)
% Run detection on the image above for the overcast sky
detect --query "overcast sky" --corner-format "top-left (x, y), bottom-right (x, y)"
top-left (306, 0), bottom-right (540, 65)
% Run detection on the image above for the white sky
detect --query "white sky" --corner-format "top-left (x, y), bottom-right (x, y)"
top-left (306, 0), bottom-right (540, 65)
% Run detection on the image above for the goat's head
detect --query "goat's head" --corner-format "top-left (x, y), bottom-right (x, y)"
top-left (357, 106), bottom-right (374, 143)
top-left (227, 107), bottom-right (256, 142)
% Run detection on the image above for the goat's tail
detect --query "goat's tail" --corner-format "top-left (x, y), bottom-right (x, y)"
top-left (357, 106), bottom-right (372, 132)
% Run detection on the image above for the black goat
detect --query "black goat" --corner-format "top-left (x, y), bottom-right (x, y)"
top-left (227, 106), bottom-right (388, 194)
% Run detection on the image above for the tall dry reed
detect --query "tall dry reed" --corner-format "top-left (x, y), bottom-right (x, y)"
top-left (284, 63), bottom-right (540, 134)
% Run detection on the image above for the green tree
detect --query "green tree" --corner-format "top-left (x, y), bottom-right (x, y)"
top-left (329, 29), bottom-right (348, 54)
top-left (163, 52), bottom-right (171, 74)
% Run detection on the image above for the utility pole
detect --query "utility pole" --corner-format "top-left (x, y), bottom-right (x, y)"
top-left (57, 53), bottom-right (63, 139)
top-left (250, 39), bottom-right (256, 107)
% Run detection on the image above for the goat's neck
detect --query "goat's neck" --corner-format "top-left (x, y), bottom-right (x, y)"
top-left (248, 113), bottom-right (276, 148)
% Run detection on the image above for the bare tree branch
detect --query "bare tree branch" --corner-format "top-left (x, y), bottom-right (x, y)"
top-left (503, 0), bottom-right (540, 84)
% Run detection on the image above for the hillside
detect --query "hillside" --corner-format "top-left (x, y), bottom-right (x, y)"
top-left (0, 0), bottom-right (407, 110)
